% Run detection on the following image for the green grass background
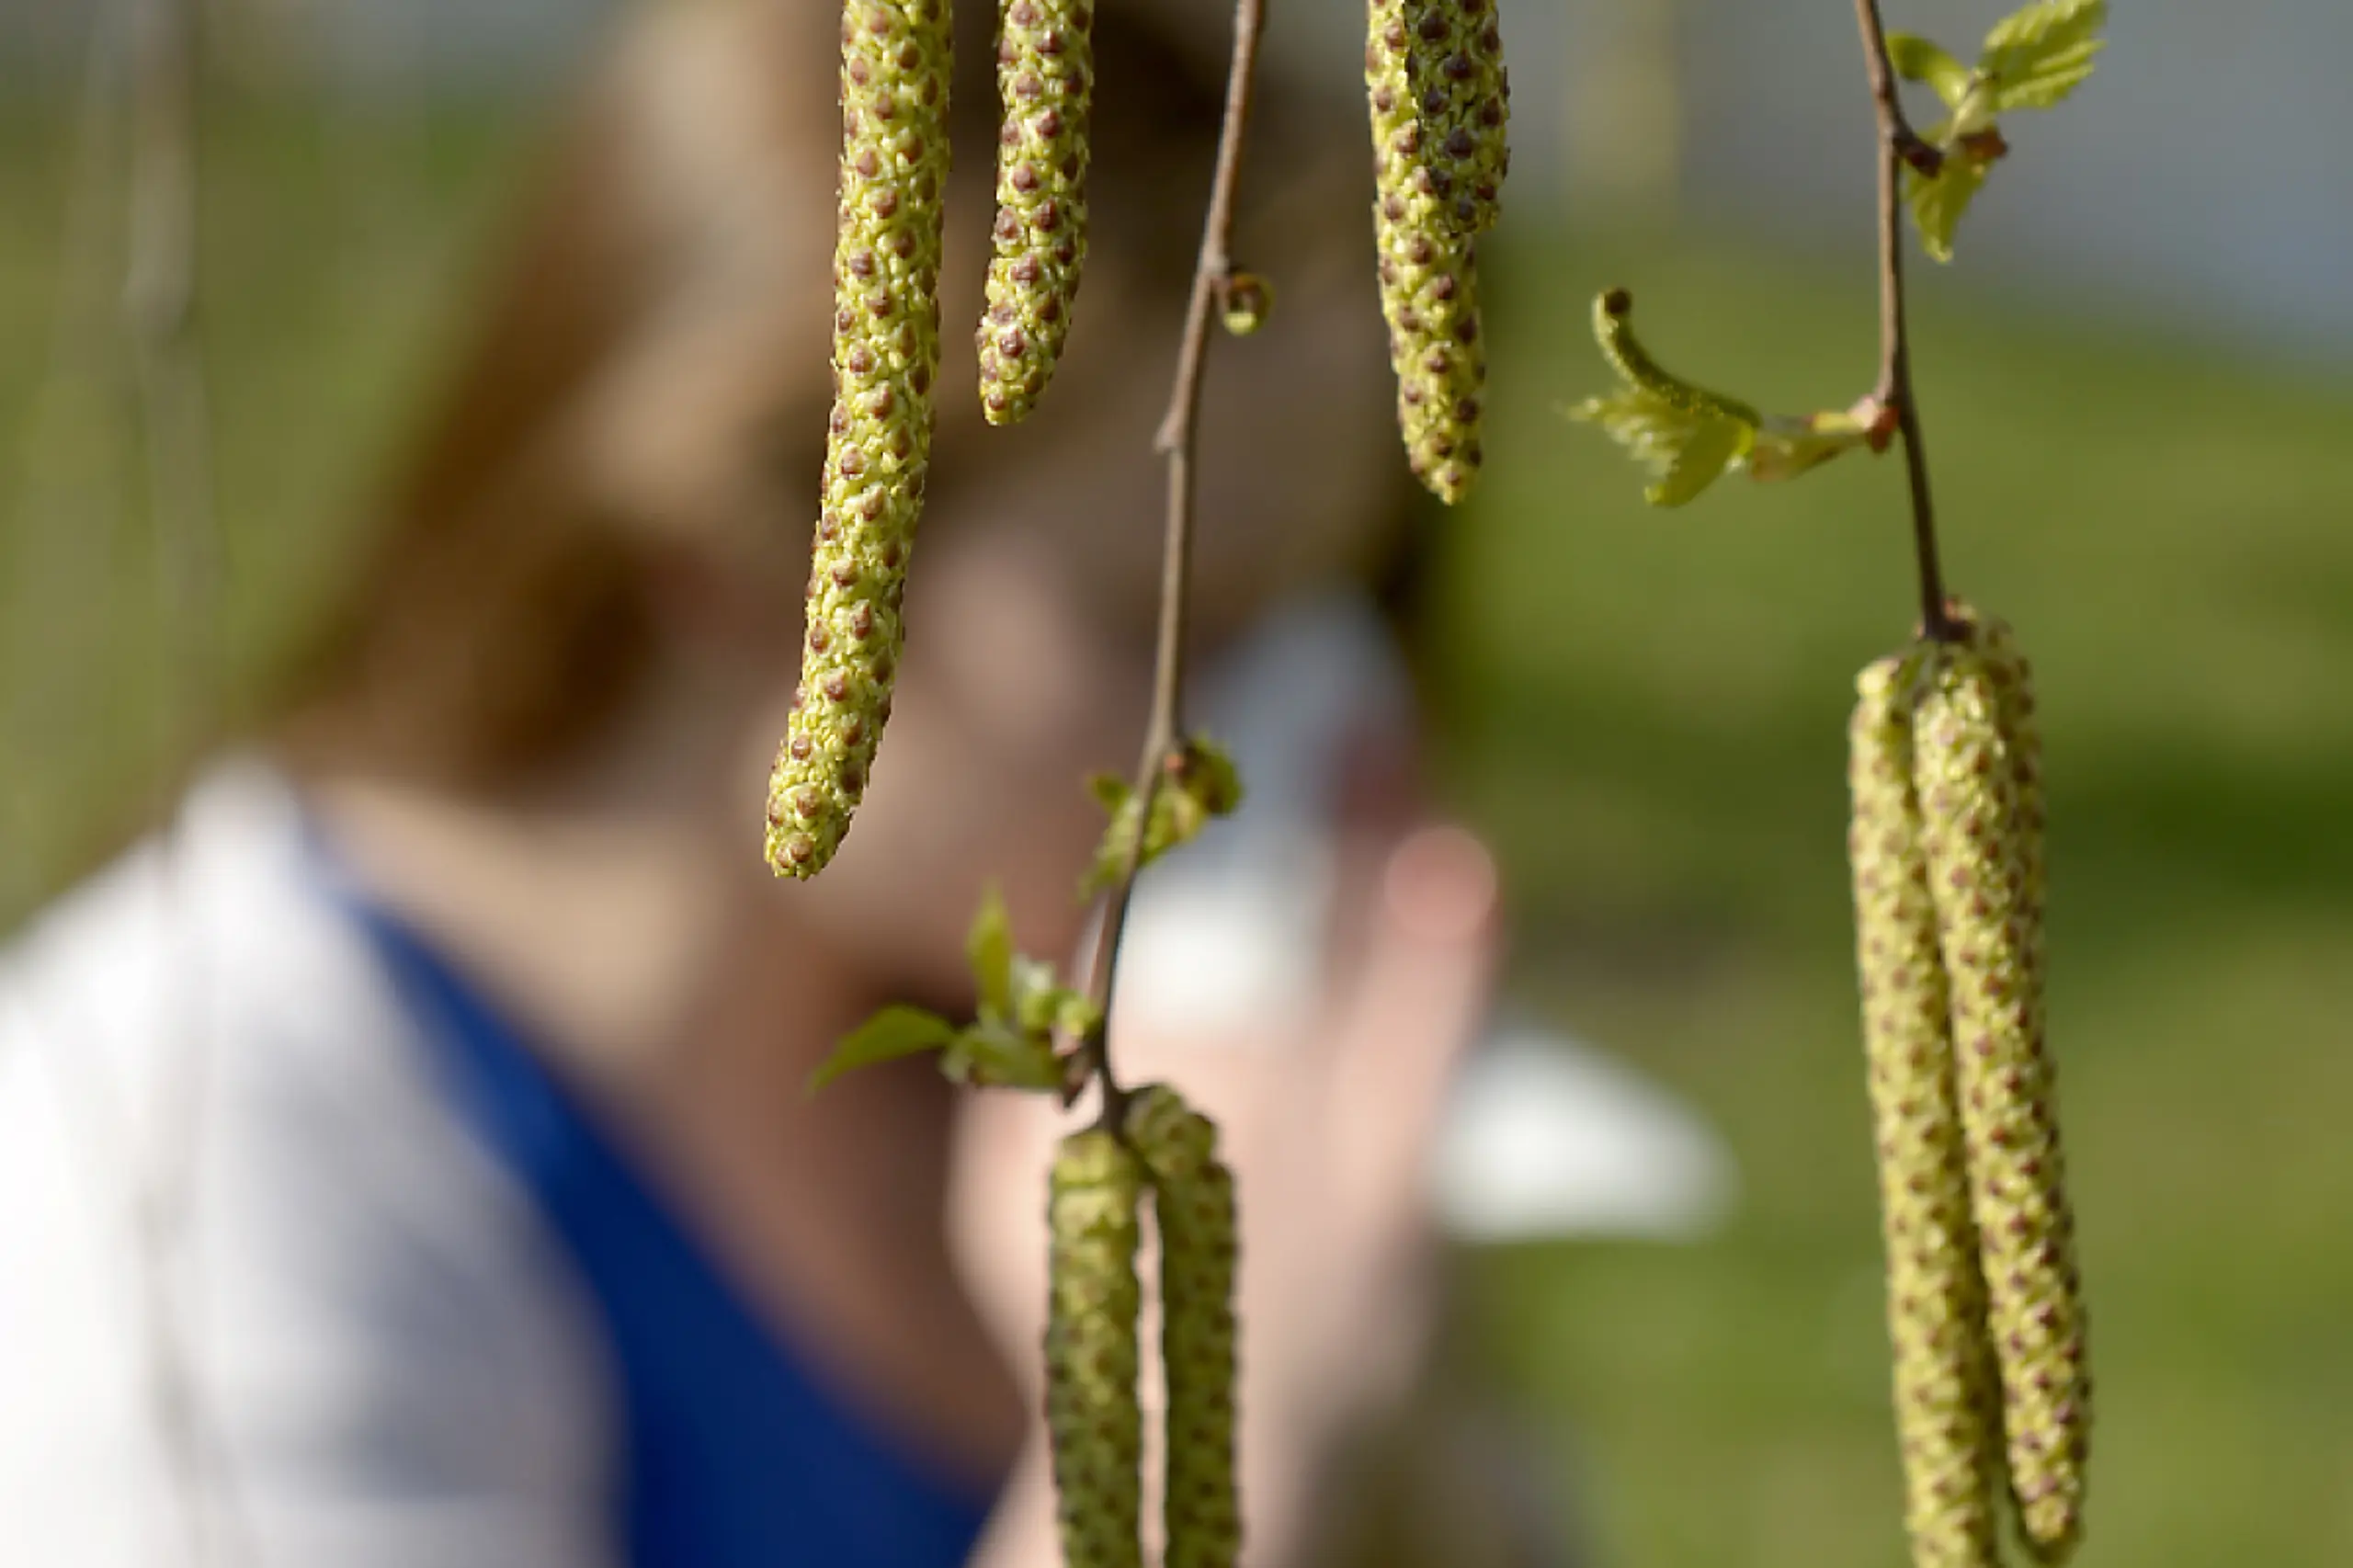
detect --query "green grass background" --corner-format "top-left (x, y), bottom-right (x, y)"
top-left (5, 94), bottom-right (2352, 1568)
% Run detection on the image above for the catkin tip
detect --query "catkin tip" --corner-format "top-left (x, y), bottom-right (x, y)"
top-left (1913, 636), bottom-right (2088, 1560)
top-left (1849, 647), bottom-right (2006, 1568)
top-left (1046, 1130), bottom-right (1147, 1568)
top-left (1125, 1085), bottom-right (1241, 1568)
top-left (977, 0), bottom-right (1095, 424)
top-left (769, 0), bottom-right (953, 875)
top-left (1367, 5), bottom-right (1489, 504)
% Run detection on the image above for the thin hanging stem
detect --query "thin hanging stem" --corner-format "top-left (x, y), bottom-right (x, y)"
top-left (1063, 0), bottom-right (1270, 1121)
top-left (1853, 0), bottom-right (1956, 640)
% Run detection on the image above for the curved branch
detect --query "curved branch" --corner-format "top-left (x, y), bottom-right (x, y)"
top-left (1060, 0), bottom-right (1271, 1118)
top-left (1854, 0), bottom-right (1956, 639)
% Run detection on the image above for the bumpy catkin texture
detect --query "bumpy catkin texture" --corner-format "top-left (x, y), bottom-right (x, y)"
top-left (1366, 18), bottom-right (1485, 506)
top-left (976, 0), bottom-right (1092, 423)
top-left (1126, 1085), bottom-right (1242, 1568)
top-left (1850, 653), bottom-right (2006, 1568)
top-left (764, 0), bottom-right (952, 880)
top-left (1963, 607), bottom-right (2047, 954)
top-left (1365, 0), bottom-right (1509, 234)
top-left (1048, 1131), bottom-right (1147, 1568)
top-left (1915, 646), bottom-right (2089, 1563)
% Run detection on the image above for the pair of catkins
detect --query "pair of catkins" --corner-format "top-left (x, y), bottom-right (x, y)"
top-left (765, 0), bottom-right (1514, 880)
top-left (1848, 605), bottom-right (2091, 1568)
top-left (764, 0), bottom-right (1085, 879)
top-left (1049, 1085), bottom-right (1241, 1568)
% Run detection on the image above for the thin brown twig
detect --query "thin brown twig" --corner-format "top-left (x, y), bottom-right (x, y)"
top-left (1853, 0), bottom-right (1955, 640)
top-left (1060, 0), bottom-right (1271, 1121)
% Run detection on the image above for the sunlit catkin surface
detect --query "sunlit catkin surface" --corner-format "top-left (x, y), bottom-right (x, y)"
top-left (766, 0), bottom-right (951, 879)
top-left (1850, 652), bottom-right (2005, 1568)
top-left (1128, 1085), bottom-right (1241, 1568)
top-left (1047, 1130), bottom-right (1147, 1568)
top-left (976, 0), bottom-right (1094, 424)
top-left (1915, 643), bottom-right (2090, 1562)
top-left (1364, 0), bottom-right (1485, 505)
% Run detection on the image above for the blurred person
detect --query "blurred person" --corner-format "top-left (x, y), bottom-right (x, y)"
top-left (0, 2), bottom-right (1518, 1566)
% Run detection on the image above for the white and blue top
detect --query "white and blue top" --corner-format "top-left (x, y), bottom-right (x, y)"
top-left (0, 763), bottom-right (1001, 1567)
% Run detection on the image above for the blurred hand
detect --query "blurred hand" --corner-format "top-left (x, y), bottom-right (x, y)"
top-left (949, 819), bottom-right (1501, 1568)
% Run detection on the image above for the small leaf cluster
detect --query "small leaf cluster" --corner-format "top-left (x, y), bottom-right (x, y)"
top-left (1565, 290), bottom-right (1879, 508)
top-left (1892, 0), bottom-right (2109, 261)
top-left (1081, 736), bottom-right (1244, 897)
top-left (810, 888), bottom-right (1099, 1095)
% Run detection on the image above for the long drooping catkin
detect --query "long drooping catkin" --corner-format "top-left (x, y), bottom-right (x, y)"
top-left (1127, 1085), bottom-right (1241, 1568)
top-left (977, 0), bottom-right (1093, 424)
top-left (765, 0), bottom-right (953, 880)
top-left (1967, 607), bottom-right (2046, 953)
top-left (1366, 0), bottom-right (1510, 234)
top-left (1366, 13), bottom-right (1485, 506)
top-left (1915, 644), bottom-right (2089, 1563)
top-left (1849, 653), bottom-right (2005, 1568)
top-left (1047, 1130), bottom-right (1147, 1568)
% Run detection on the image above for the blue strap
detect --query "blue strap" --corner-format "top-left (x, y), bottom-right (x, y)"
top-left (343, 898), bottom-right (1000, 1568)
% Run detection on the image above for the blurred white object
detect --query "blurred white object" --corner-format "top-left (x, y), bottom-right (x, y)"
top-left (0, 767), bottom-right (621, 1568)
top-left (1114, 592), bottom-right (1738, 1245)
top-left (1434, 1017), bottom-right (1734, 1242)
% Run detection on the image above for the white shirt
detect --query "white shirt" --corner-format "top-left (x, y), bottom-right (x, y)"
top-left (0, 764), bottom-right (620, 1568)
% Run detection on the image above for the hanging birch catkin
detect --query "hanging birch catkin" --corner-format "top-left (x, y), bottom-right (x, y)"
top-left (1366, 0), bottom-right (1487, 504)
top-left (1966, 606), bottom-right (2047, 960)
top-left (765, 0), bottom-right (953, 879)
top-left (1915, 640), bottom-right (2090, 1563)
top-left (976, 0), bottom-right (1094, 423)
top-left (1849, 652), bottom-right (2005, 1568)
top-left (1046, 1130), bottom-right (1148, 1568)
top-left (1127, 1085), bottom-right (1242, 1568)
top-left (1368, 0), bottom-right (1509, 234)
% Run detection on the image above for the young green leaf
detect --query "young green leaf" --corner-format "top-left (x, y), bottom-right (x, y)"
top-left (1568, 290), bottom-right (1877, 503)
top-left (1566, 290), bottom-right (1757, 508)
top-left (1887, 32), bottom-right (1973, 109)
top-left (1904, 142), bottom-right (1994, 264)
top-left (943, 1019), bottom-right (1068, 1091)
top-left (1081, 738), bottom-right (1245, 897)
top-left (1747, 410), bottom-right (1876, 483)
top-left (808, 1005), bottom-right (959, 1094)
top-left (1654, 414), bottom-right (1754, 508)
top-left (1051, 989), bottom-right (1103, 1041)
top-left (1010, 956), bottom-right (1068, 1034)
top-left (1565, 386), bottom-right (1722, 498)
top-left (968, 884), bottom-right (1015, 1019)
top-left (1982, 0), bottom-right (2108, 113)
top-left (1894, 0), bottom-right (2106, 260)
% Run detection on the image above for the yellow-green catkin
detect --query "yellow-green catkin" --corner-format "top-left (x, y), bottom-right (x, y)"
top-left (1965, 606), bottom-right (2046, 956)
top-left (1047, 1130), bottom-right (1147, 1568)
top-left (1849, 653), bottom-right (2005, 1568)
top-left (765, 0), bottom-right (953, 880)
top-left (976, 0), bottom-right (1093, 423)
top-left (1365, 14), bottom-right (1485, 506)
top-left (1127, 1085), bottom-right (1242, 1568)
top-left (1366, 0), bottom-right (1510, 234)
top-left (1915, 643), bottom-right (2090, 1563)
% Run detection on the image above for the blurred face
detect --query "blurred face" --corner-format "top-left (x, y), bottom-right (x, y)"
top-left (594, 129), bottom-right (1403, 1006)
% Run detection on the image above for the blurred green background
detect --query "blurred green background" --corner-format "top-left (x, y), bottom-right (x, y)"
top-left (6, 33), bottom-right (2353, 1568)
